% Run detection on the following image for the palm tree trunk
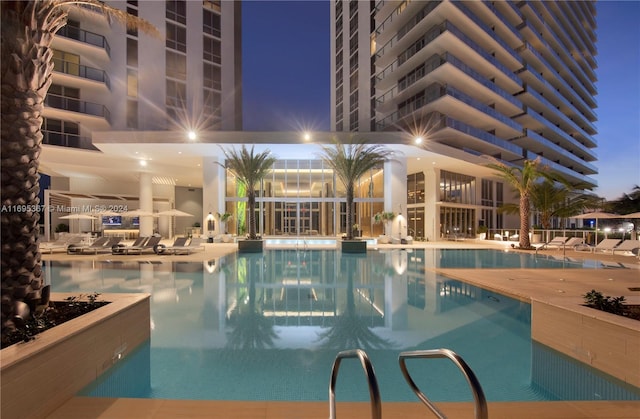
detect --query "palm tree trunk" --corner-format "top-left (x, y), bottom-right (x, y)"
top-left (519, 195), bottom-right (531, 248)
top-left (247, 190), bottom-right (257, 239)
top-left (1, 1), bottom-right (66, 336)
top-left (346, 184), bottom-right (354, 240)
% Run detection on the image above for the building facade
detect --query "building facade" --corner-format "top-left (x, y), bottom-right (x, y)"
top-left (331, 0), bottom-right (598, 239)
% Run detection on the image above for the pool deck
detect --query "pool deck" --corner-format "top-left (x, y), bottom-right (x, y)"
top-left (44, 239), bottom-right (640, 418)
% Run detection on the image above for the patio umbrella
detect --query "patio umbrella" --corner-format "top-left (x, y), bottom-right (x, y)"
top-left (157, 209), bottom-right (194, 238)
top-left (573, 212), bottom-right (620, 245)
top-left (59, 213), bottom-right (97, 234)
top-left (622, 212), bottom-right (640, 219)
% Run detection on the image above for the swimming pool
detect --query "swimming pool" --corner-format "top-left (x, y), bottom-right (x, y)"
top-left (44, 249), bottom-right (639, 402)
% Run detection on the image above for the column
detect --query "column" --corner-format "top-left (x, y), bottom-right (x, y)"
top-left (384, 158), bottom-right (407, 239)
top-left (139, 172), bottom-right (153, 237)
top-left (202, 156), bottom-right (226, 237)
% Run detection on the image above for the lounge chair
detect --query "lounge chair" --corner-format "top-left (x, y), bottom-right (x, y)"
top-left (612, 240), bottom-right (640, 255)
top-left (119, 236), bottom-right (163, 255)
top-left (154, 237), bottom-right (189, 255)
top-left (563, 237), bottom-right (587, 250)
top-left (155, 237), bottom-right (205, 255)
top-left (68, 237), bottom-right (122, 254)
top-left (40, 235), bottom-right (84, 254)
top-left (540, 236), bottom-right (568, 250)
top-left (584, 238), bottom-right (622, 254)
top-left (112, 236), bottom-right (148, 255)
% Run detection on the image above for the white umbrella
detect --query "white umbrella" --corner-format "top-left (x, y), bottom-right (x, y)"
top-left (622, 212), bottom-right (640, 219)
top-left (157, 209), bottom-right (193, 238)
top-left (573, 212), bottom-right (620, 245)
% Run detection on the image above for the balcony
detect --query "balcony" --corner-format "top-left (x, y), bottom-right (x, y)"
top-left (53, 59), bottom-right (110, 90)
top-left (57, 25), bottom-right (111, 57)
top-left (42, 131), bottom-right (98, 151)
top-left (44, 94), bottom-right (111, 128)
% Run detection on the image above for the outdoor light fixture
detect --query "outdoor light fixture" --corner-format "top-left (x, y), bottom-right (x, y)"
top-left (139, 160), bottom-right (147, 167)
top-left (303, 132), bottom-right (311, 141)
top-left (415, 136), bottom-right (423, 144)
top-left (187, 130), bottom-right (197, 140)
top-left (207, 212), bottom-right (214, 231)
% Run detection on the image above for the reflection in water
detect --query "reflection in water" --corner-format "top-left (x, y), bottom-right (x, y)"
top-left (47, 250), bottom-right (639, 402)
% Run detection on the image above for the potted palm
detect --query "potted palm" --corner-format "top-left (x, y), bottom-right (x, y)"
top-left (317, 138), bottom-right (391, 253)
top-left (218, 145), bottom-right (276, 253)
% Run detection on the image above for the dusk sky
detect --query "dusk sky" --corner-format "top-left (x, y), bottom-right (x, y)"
top-left (242, 1), bottom-right (640, 201)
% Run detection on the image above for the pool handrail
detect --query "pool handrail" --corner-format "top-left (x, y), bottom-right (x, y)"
top-left (399, 349), bottom-right (488, 419)
top-left (329, 349), bottom-right (382, 419)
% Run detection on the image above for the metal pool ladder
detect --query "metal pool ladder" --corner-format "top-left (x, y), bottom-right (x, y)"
top-left (329, 348), bottom-right (488, 419)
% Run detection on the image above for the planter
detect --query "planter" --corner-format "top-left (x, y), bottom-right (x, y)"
top-left (238, 239), bottom-right (264, 253)
top-left (341, 239), bottom-right (367, 254)
top-left (1, 293), bottom-right (150, 419)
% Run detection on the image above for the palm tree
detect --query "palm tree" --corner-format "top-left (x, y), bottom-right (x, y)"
top-left (1, 1), bottom-right (156, 341)
top-left (487, 158), bottom-right (554, 249)
top-left (317, 139), bottom-right (390, 240)
top-left (218, 145), bottom-right (276, 240)
top-left (499, 179), bottom-right (602, 229)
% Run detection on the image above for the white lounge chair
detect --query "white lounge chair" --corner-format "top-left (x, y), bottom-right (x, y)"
top-left (563, 237), bottom-right (587, 250)
top-left (541, 236), bottom-right (568, 250)
top-left (588, 238), bottom-right (622, 254)
top-left (612, 240), bottom-right (640, 255)
top-left (40, 235), bottom-right (83, 254)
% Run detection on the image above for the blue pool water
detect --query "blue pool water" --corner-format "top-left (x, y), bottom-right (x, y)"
top-left (44, 249), bottom-right (639, 402)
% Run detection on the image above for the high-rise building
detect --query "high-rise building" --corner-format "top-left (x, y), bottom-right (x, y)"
top-left (331, 0), bottom-right (598, 235)
top-left (44, 0), bottom-right (242, 150)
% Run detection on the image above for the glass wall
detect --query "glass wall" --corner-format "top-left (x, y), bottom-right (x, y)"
top-left (224, 159), bottom-right (384, 237)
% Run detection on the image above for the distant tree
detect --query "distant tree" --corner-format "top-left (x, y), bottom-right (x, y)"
top-left (487, 158), bottom-right (555, 248)
top-left (1, 0), bottom-right (157, 343)
top-left (499, 179), bottom-right (602, 229)
top-left (605, 185), bottom-right (640, 214)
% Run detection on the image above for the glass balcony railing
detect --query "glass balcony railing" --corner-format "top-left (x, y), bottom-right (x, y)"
top-left (374, 0), bottom-right (412, 36)
top-left (42, 130), bottom-right (98, 150)
top-left (522, 107), bottom-right (596, 155)
top-left (52, 59), bottom-right (110, 90)
top-left (57, 25), bottom-right (111, 57)
top-left (452, 1), bottom-right (521, 64)
top-left (525, 129), bottom-right (597, 172)
top-left (377, 83), bottom-right (521, 135)
top-left (45, 94), bottom-right (111, 124)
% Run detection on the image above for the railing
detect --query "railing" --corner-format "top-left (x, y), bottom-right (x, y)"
top-left (399, 349), bottom-right (488, 419)
top-left (53, 59), bottom-right (111, 89)
top-left (45, 94), bottom-right (111, 124)
top-left (329, 349), bottom-right (382, 419)
top-left (57, 25), bottom-right (111, 57)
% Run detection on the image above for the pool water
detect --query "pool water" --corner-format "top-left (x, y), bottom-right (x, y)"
top-left (44, 249), bottom-right (639, 402)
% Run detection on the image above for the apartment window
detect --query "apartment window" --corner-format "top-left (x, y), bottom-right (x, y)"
top-left (349, 110), bottom-right (359, 130)
top-left (336, 14), bottom-right (343, 34)
top-left (349, 51), bottom-right (358, 73)
top-left (166, 22), bottom-right (186, 52)
top-left (203, 9), bottom-right (221, 37)
top-left (166, 0), bottom-right (186, 24)
top-left (349, 12), bottom-right (358, 37)
top-left (127, 69), bottom-right (138, 97)
top-left (407, 172), bottom-right (425, 204)
top-left (481, 179), bottom-right (493, 206)
top-left (349, 33), bottom-right (358, 55)
top-left (349, 90), bottom-right (358, 112)
top-left (166, 50), bottom-right (187, 79)
top-left (42, 118), bottom-right (79, 146)
top-left (336, 51), bottom-right (343, 68)
top-left (203, 90), bottom-right (221, 129)
top-left (127, 0), bottom-right (138, 5)
top-left (127, 100), bottom-right (138, 128)
top-left (203, 63), bottom-right (221, 90)
top-left (52, 50), bottom-right (80, 76)
top-left (126, 38), bottom-right (138, 67)
top-left (49, 84), bottom-right (79, 99)
top-left (203, 36), bottom-right (221, 64)
top-left (349, 71), bottom-right (358, 92)
top-left (336, 105), bottom-right (343, 124)
top-left (336, 33), bottom-right (343, 51)
top-left (440, 170), bottom-right (475, 204)
top-left (335, 84), bottom-right (343, 105)
top-left (203, 0), bottom-right (221, 13)
top-left (126, 7), bottom-right (138, 36)
top-left (336, 68), bottom-right (343, 85)
top-left (166, 79), bottom-right (186, 108)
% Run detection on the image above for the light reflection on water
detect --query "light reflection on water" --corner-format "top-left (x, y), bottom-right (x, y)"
top-left (44, 249), bottom-right (639, 402)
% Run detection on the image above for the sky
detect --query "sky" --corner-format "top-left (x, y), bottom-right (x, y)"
top-left (242, 0), bottom-right (640, 201)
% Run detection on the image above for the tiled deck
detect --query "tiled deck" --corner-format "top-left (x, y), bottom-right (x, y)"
top-left (42, 239), bottom-right (640, 418)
